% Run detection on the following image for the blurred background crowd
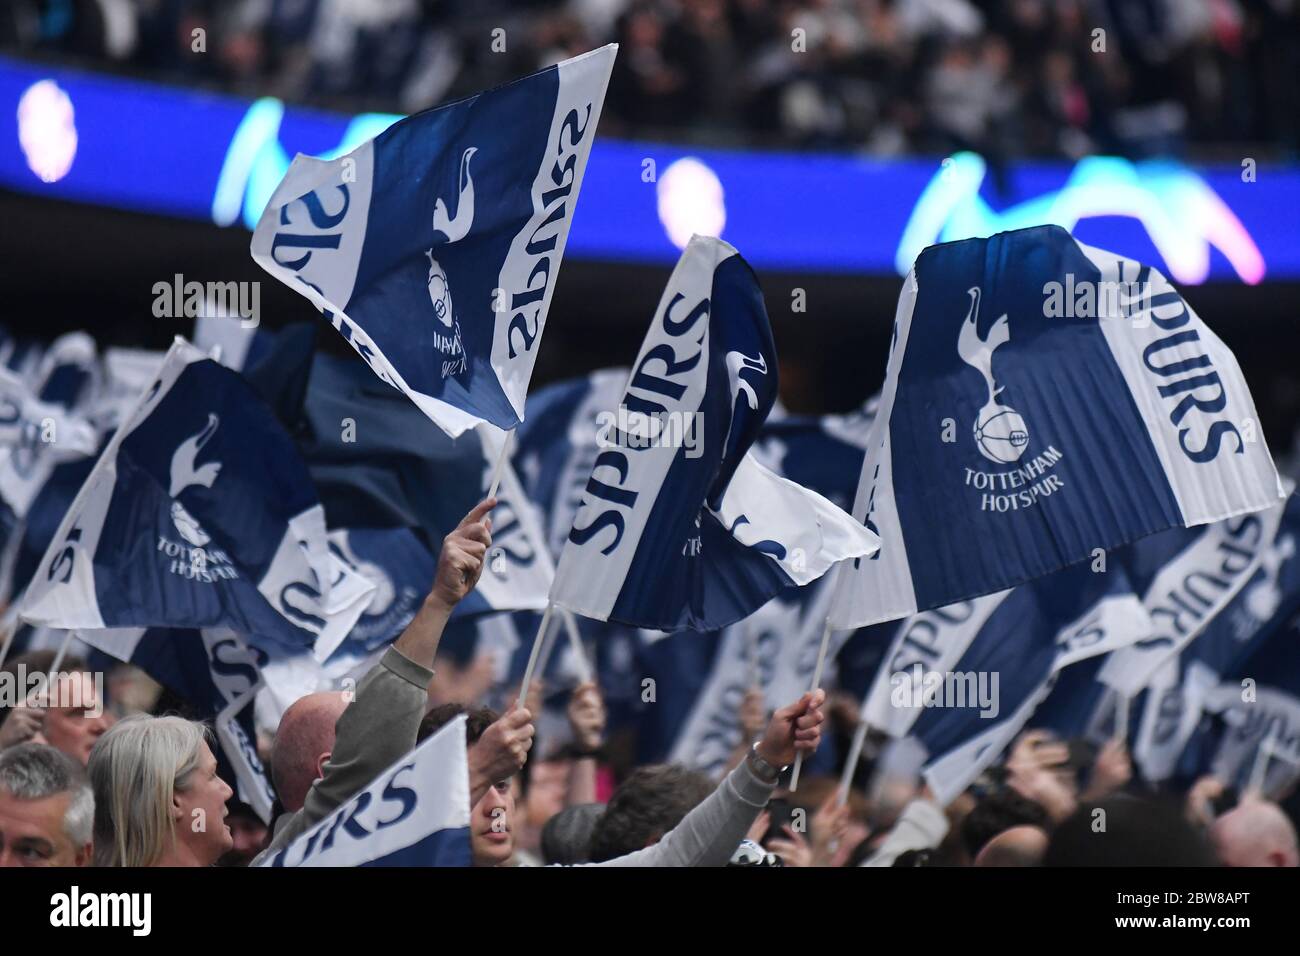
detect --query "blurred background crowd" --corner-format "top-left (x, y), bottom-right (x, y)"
top-left (2, 0), bottom-right (1297, 159)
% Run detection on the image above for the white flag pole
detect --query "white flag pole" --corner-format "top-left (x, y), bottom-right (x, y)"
top-left (1113, 692), bottom-right (1131, 744)
top-left (48, 629), bottom-right (74, 677)
top-left (559, 608), bottom-right (592, 684)
top-left (517, 604), bottom-right (554, 709)
top-left (0, 604), bottom-right (19, 670)
top-left (838, 714), bottom-right (871, 807)
top-left (745, 620), bottom-right (760, 692)
top-left (486, 429), bottom-right (513, 501)
top-left (789, 618), bottom-right (836, 793)
top-left (1247, 724), bottom-right (1279, 797)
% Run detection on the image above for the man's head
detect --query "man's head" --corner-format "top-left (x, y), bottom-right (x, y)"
top-left (1, 652), bottom-right (109, 765)
top-left (0, 743), bottom-right (93, 867)
top-left (961, 787), bottom-right (1050, 858)
top-left (419, 703), bottom-right (513, 866)
top-left (88, 714), bottom-right (233, 867)
top-left (270, 691), bottom-right (349, 813)
top-left (1044, 795), bottom-right (1215, 866)
top-left (1212, 798), bottom-right (1300, 867)
top-left (587, 764), bottom-right (714, 863)
top-left (973, 824), bottom-right (1048, 867)
top-left (541, 803), bottom-right (604, 865)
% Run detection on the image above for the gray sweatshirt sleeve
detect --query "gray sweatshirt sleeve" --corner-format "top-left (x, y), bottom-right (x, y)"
top-left (254, 646), bottom-right (433, 862)
top-left (583, 759), bottom-right (775, 867)
top-left (859, 797), bottom-right (949, 867)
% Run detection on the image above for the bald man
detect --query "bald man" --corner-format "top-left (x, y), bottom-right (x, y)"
top-left (973, 825), bottom-right (1048, 867)
top-left (270, 691), bottom-right (350, 814)
top-left (1212, 799), bottom-right (1299, 867)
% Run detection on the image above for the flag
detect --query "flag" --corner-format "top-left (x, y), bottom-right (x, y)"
top-left (251, 46), bottom-right (617, 437)
top-left (514, 367), bottom-right (629, 558)
top-left (828, 224), bottom-right (1283, 629)
top-left (1099, 497), bottom-right (1290, 699)
top-left (550, 236), bottom-right (878, 631)
top-left (80, 626), bottom-right (276, 822)
top-left (19, 337), bottom-right (372, 661)
top-left (911, 565), bottom-right (1150, 805)
top-left (1129, 491), bottom-right (1300, 780)
top-left (257, 714), bottom-right (472, 867)
top-left (659, 578), bottom-right (846, 778)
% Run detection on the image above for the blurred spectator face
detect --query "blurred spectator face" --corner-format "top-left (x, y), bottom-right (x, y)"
top-left (0, 788), bottom-right (86, 867)
top-left (174, 743), bottom-right (235, 863)
top-left (525, 759), bottom-right (571, 828)
top-left (42, 672), bottom-right (111, 765)
top-left (219, 808), bottom-right (269, 867)
top-left (472, 780), bottom-right (515, 866)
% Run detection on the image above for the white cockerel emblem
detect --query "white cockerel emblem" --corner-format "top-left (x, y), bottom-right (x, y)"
top-left (426, 147), bottom-right (477, 331)
top-left (957, 287), bottom-right (1029, 464)
top-left (169, 414), bottom-right (222, 546)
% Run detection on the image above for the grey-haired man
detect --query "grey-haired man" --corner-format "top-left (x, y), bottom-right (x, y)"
top-left (0, 743), bottom-right (93, 866)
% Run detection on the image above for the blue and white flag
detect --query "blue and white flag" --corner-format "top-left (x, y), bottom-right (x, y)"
top-left (257, 714), bottom-right (471, 867)
top-left (19, 338), bottom-right (373, 661)
top-left (828, 225), bottom-right (1283, 628)
top-left (550, 236), bottom-right (879, 631)
top-left (251, 46), bottom-right (617, 438)
top-left (661, 578), bottom-right (845, 778)
top-left (79, 626), bottom-right (277, 822)
top-left (1099, 497), bottom-right (1289, 699)
top-left (1130, 491), bottom-right (1300, 780)
top-left (514, 367), bottom-right (629, 558)
top-left (0, 337), bottom-right (99, 520)
top-left (911, 565), bottom-right (1150, 805)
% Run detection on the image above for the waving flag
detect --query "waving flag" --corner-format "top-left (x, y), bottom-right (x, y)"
top-left (514, 368), bottom-right (629, 558)
top-left (258, 714), bottom-right (471, 867)
top-left (1099, 497), bottom-right (1289, 699)
top-left (19, 338), bottom-right (372, 661)
top-left (828, 225), bottom-right (1283, 629)
top-left (550, 236), bottom-right (878, 631)
top-left (910, 565), bottom-right (1150, 805)
top-left (251, 46), bottom-right (616, 437)
top-left (1130, 491), bottom-right (1300, 780)
top-left (80, 626), bottom-right (276, 822)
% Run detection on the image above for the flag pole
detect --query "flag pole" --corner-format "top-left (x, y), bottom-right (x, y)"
top-left (0, 604), bottom-right (18, 670)
top-left (517, 603), bottom-right (554, 709)
top-left (1247, 724), bottom-right (1279, 796)
top-left (838, 712), bottom-right (871, 807)
top-left (745, 620), bottom-right (760, 692)
top-left (789, 618), bottom-right (836, 792)
top-left (49, 629), bottom-right (74, 676)
top-left (486, 429), bottom-right (513, 501)
top-left (559, 608), bottom-right (592, 684)
top-left (1113, 691), bottom-right (1130, 744)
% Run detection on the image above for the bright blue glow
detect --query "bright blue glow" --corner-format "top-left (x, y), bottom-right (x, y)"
top-left (0, 56), bottom-right (1295, 283)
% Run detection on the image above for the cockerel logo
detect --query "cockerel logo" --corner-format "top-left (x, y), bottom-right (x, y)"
top-left (168, 414), bottom-right (222, 546)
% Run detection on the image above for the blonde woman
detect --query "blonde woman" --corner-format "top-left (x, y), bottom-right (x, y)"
top-left (87, 714), bottom-right (233, 867)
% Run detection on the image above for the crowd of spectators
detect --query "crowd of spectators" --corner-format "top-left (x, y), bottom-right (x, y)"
top-left (2, 0), bottom-right (1296, 158)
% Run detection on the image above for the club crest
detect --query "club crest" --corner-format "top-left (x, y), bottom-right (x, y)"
top-left (425, 146), bottom-right (477, 378)
top-left (169, 413), bottom-right (221, 546)
top-left (958, 287), bottom-right (1029, 464)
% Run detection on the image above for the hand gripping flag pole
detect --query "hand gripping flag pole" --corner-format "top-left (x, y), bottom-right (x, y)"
top-left (789, 561), bottom-right (846, 792)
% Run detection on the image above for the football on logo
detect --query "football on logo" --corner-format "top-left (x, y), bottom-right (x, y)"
top-left (426, 252), bottom-right (454, 329)
top-left (171, 500), bottom-right (210, 547)
top-left (973, 405), bottom-right (1030, 464)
